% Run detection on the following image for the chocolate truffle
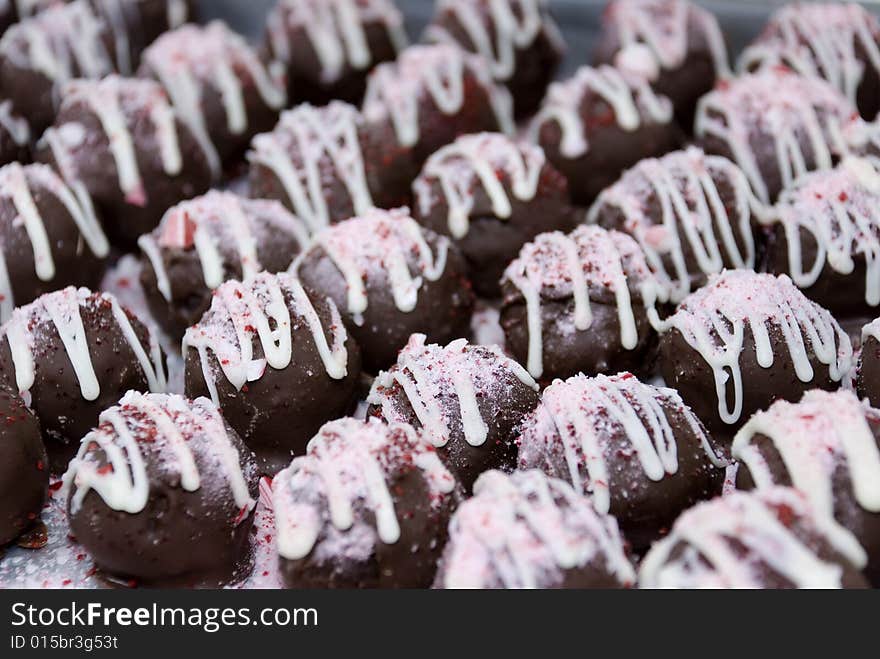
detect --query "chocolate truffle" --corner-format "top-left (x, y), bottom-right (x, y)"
top-left (138, 190), bottom-right (310, 340)
top-left (434, 469), bottom-right (635, 589)
top-left (295, 207), bottom-right (474, 373)
top-left (594, 0), bottom-right (730, 130)
top-left (517, 372), bottom-right (726, 551)
top-left (500, 225), bottom-right (663, 382)
top-left (367, 333), bottom-right (540, 491)
top-left (694, 69), bottom-right (855, 203)
top-left (38, 75), bottom-right (213, 248)
top-left (183, 271), bottom-right (361, 476)
top-left (361, 44), bottom-right (515, 207)
top-left (528, 64), bottom-right (680, 207)
top-left (761, 158), bottom-right (880, 321)
top-left (140, 21), bottom-right (286, 177)
top-left (0, 100), bottom-right (29, 165)
top-left (657, 270), bottom-right (853, 441)
top-left (0, 162), bottom-right (109, 321)
top-left (733, 389), bottom-right (880, 586)
top-left (272, 417), bottom-right (462, 589)
top-left (412, 132), bottom-right (578, 298)
top-left (639, 487), bottom-right (869, 589)
top-left (263, 0), bottom-right (406, 106)
top-left (64, 391), bottom-right (259, 587)
top-left (424, 0), bottom-right (565, 118)
top-left (0, 0), bottom-right (54, 35)
top-left (738, 3), bottom-right (880, 119)
top-left (0, 286), bottom-right (167, 471)
top-left (588, 147), bottom-right (766, 303)
top-left (0, 386), bottom-right (47, 547)
top-left (858, 317), bottom-right (880, 408)
top-left (247, 102), bottom-right (377, 232)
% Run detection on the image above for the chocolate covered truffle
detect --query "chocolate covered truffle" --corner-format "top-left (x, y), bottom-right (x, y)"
top-left (413, 132), bottom-right (578, 298)
top-left (138, 190), bottom-right (310, 340)
top-left (273, 417), bottom-right (462, 589)
top-left (247, 102), bottom-right (376, 232)
top-left (183, 271), bottom-right (361, 475)
top-left (517, 372), bottom-right (727, 551)
top-left (295, 207), bottom-right (474, 373)
top-left (761, 157), bottom-right (880, 320)
top-left (367, 333), bottom-right (540, 491)
top-left (434, 469), bottom-right (635, 589)
top-left (529, 64), bottom-right (680, 207)
top-left (657, 270), bottom-right (853, 441)
top-left (739, 3), bottom-right (880, 119)
top-left (263, 0), bottom-right (406, 106)
top-left (361, 44), bottom-right (515, 207)
top-left (858, 317), bottom-right (880, 408)
top-left (0, 162), bottom-right (109, 321)
top-left (733, 389), bottom-right (880, 586)
top-left (0, 100), bottom-right (29, 166)
top-left (500, 225), bottom-right (662, 382)
top-left (38, 75), bottom-right (212, 248)
top-left (695, 69), bottom-right (855, 203)
top-left (139, 21), bottom-right (286, 177)
top-left (424, 0), bottom-right (565, 118)
top-left (64, 391), bottom-right (259, 587)
top-left (588, 147), bottom-right (766, 303)
top-left (594, 0), bottom-right (730, 130)
top-left (639, 487), bottom-right (869, 589)
top-left (0, 386), bottom-right (47, 547)
top-left (0, 286), bottom-right (167, 471)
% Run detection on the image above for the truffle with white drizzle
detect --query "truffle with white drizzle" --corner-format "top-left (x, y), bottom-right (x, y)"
top-left (64, 390), bottom-right (259, 587)
top-left (594, 0), bottom-right (730, 129)
top-left (528, 64), bottom-right (680, 206)
top-left (434, 470), bottom-right (636, 589)
top-left (0, 286), bottom-right (167, 471)
top-left (639, 487), bottom-right (869, 589)
top-left (517, 372), bottom-right (726, 551)
top-left (138, 190), bottom-right (310, 340)
top-left (761, 157), bottom-right (880, 319)
top-left (366, 333), bottom-right (540, 491)
top-left (657, 270), bottom-right (853, 440)
top-left (264, 0), bottom-right (406, 106)
top-left (247, 102), bottom-right (378, 232)
top-left (424, 0), bottom-right (565, 118)
top-left (412, 132), bottom-right (578, 298)
top-left (361, 44), bottom-right (515, 206)
top-left (588, 147), bottom-right (767, 304)
top-left (857, 316), bottom-right (880, 408)
top-left (838, 114), bottom-right (880, 167)
top-left (739, 3), bottom-right (880, 119)
top-left (694, 69), bottom-right (855, 203)
top-left (0, 99), bottom-right (29, 165)
top-left (732, 389), bottom-right (880, 586)
top-left (0, 0), bottom-right (55, 35)
top-left (273, 417), bottom-right (462, 588)
top-left (0, 162), bottom-right (109, 322)
top-left (139, 21), bottom-right (285, 176)
top-left (500, 225), bottom-right (664, 382)
top-left (37, 75), bottom-right (212, 248)
top-left (183, 271), bottom-right (361, 476)
top-left (295, 207), bottom-right (474, 373)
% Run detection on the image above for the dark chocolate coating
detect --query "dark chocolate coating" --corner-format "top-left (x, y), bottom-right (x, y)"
top-left (0, 387), bottom-right (47, 546)
top-left (184, 288), bottom-right (363, 476)
top-left (737, 433), bottom-right (880, 587)
top-left (857, 334), bottom-right (880, 408)
top-left (659, 323), bottom-right (846, 444)
top-left (0, 293), bottom-right (166, 473)
top-left (68, 410), bottom-right (259, 588)
top-left (296, 234), bottom-right (474, 374)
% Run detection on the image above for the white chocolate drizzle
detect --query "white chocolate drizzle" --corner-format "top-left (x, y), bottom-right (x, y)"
top-left (273, 418), bottom-right (456, 561)
top-left (0, 100), bottom-right (29, 146)
top-left (587, 147), bottom-right (766, 303)
top-left (656, 270), bottom-right (853, 426)
top-left (414, 132), bottom-right (546, 239)
top-left (518, 372), bottom-right (725, 515)
top-left (367, 333), bottom-right (537, 449)
top-left (64, 391), bottom-right (255, 518)
top-left (502, 225), bottom-right (662, 379)
top-left (363, 44), bottom-right (515, 148)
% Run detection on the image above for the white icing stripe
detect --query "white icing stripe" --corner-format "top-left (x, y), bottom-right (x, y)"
top-left (0, 100), bottom-right (29, 146)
